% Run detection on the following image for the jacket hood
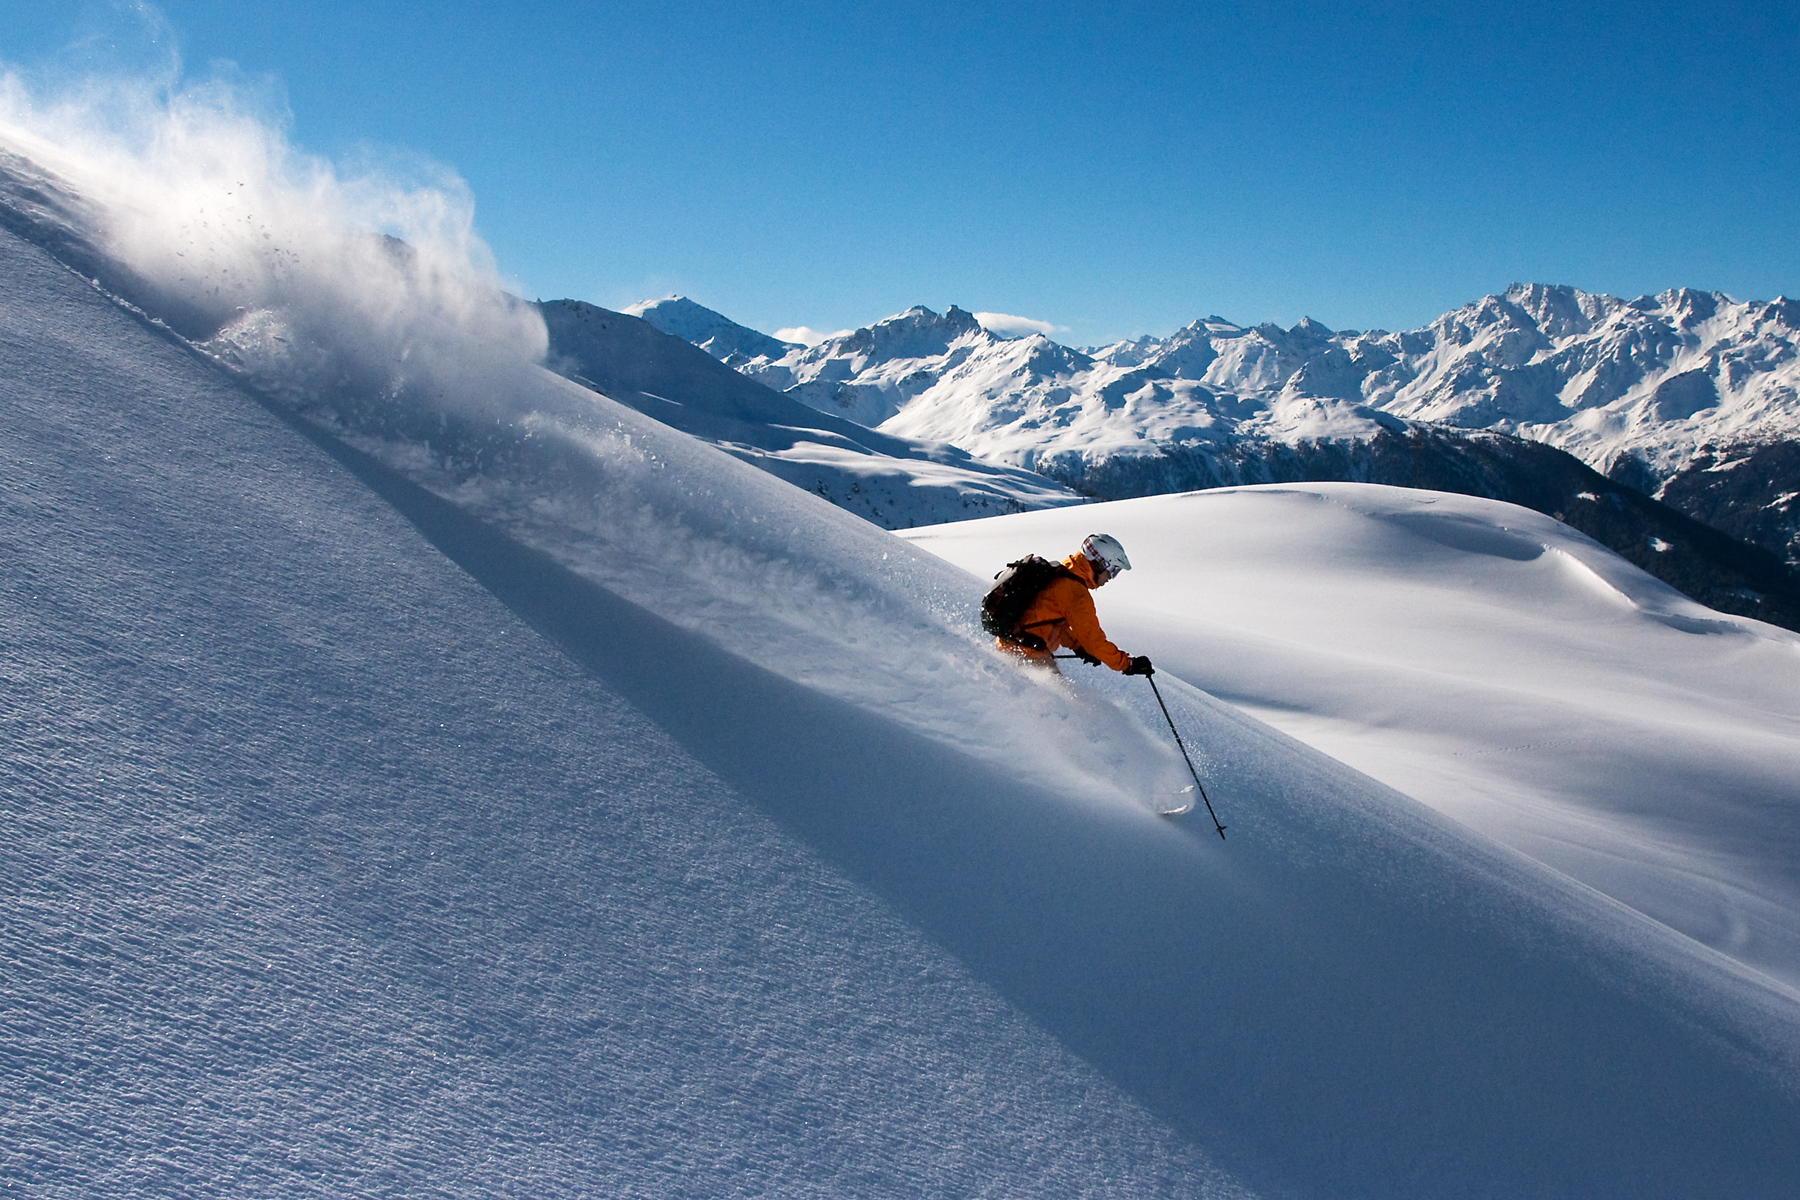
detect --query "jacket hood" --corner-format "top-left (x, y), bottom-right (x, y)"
top-left (1062, 554), bottom-right (1100, 588)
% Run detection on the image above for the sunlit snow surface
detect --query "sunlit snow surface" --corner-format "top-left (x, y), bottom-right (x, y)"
top-left (5, 110), bottom-right (1800, 1199)
top-left (903, 486), bottom-right (1800, 991)
top-left (0, 213), bottom-right (1249, 1198)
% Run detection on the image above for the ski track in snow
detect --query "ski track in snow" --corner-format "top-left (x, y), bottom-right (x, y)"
top-left (4, 126), bottom-right (1800, 1198)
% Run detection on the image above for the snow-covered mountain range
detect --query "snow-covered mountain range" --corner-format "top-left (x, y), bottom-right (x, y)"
top-left (539, 299), bottom-right (1083, 528)
top-left (588, 297), bottom-right (1800, 626)
top-left (633, 289), bottom-right (1800, 567)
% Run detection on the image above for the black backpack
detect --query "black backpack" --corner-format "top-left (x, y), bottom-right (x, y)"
top-left (981, 555), bottom-right (1079, 650)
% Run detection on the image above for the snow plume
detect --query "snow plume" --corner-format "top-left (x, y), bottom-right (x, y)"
top-left (0, 45), bottom-right (1184, 815)
top-left (0, 54), bottom-right (546, 419)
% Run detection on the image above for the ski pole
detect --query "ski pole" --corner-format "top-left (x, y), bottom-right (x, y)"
top-left (1146, 673), bottom-right (1226, 839)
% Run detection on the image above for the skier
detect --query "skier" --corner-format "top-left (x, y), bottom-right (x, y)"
top-left (989, 533), bottom-right (1154, 676)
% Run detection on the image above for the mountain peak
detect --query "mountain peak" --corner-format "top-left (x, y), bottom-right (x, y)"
top-left (875, 304), bottom-right (985, 334)
top-left (833, 304), bottom-right (987, 361)
top-left (1501, 282), bottom-right (1612, 337)
top-left (623, 295), bottom-right (796, 362)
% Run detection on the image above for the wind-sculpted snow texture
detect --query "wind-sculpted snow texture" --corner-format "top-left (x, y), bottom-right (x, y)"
top-left (7, 129), bottom-right (1800, 1197)
top-left (667, 289), bottom-right (1800, 564)
top-left (905, 487), bottom-right (1800, 994)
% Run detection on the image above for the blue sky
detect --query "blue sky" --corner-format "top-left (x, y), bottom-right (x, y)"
top-left (4, 0), bottom-right (1796, 345)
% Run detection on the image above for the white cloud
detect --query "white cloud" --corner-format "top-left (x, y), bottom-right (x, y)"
top-left (974, 312), bottom-right (1068, 339)
top-left (774, 325), bottom-right (852, 348)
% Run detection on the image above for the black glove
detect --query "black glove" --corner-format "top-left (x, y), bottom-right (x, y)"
top-left (1124, 655), bottom-right (1155, 677)
top-left (1073, 647), bottom-right (1103, 667)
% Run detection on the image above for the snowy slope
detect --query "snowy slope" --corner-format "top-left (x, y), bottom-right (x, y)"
top-left (6, 113), bottom-right (1800, 1200)
top-left (903, 486), bottom-right (1800, 992)
top-left (0, 220), bottom-right (1246, 1198)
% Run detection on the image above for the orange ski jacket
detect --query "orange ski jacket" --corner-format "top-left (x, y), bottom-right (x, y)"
top-left (1005, 554), bottom-right (1133, 671)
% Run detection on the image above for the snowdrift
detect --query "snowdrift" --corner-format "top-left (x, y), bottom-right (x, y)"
top-left (3, 110), bottom-right (1800, 1198)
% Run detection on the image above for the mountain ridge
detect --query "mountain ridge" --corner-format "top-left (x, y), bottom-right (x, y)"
top-left (635, 291), bottom-right (1800, 626)
top-left (637, 286), bottom-right (1800, 496)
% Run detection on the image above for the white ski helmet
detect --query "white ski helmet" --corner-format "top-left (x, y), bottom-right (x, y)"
top-left (1080, 533), bottom-right (1131, 577)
